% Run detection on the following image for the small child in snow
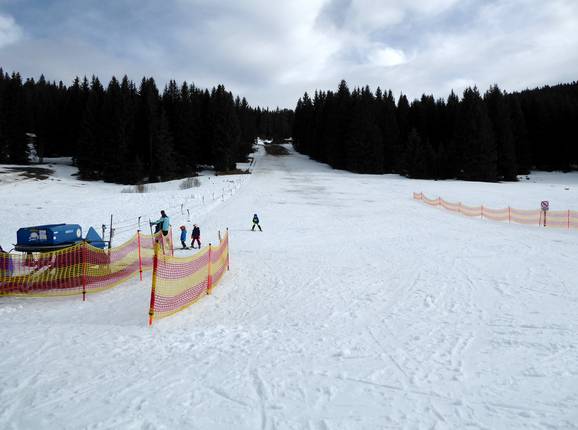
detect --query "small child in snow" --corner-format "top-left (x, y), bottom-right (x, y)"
top-left (191, 224), bottom-right (201, 248)
top-left (251, 213), bottom-right (262, 231)
top-left (179, 226), bottom-right (188, 249)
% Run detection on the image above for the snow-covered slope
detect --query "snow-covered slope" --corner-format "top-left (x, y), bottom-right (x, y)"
top-left (1, 147), bottom-right (577, 429)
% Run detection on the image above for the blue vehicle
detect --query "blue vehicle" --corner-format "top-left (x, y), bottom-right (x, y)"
top-left (14, 224), bottom-right (106, 252)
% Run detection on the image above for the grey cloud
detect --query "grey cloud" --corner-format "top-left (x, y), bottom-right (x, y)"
top-left (0, 0), bottom-right (577, 108)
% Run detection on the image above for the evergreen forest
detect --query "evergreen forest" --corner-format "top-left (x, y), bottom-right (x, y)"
top-left (0, 70), bottom-right (293, 183)
top-left (293, 80), bottom-right (578, 181)
top-left (2, 68), bottom-right (578, 184)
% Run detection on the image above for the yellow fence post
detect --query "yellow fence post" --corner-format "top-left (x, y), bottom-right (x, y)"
top-left (148, 242), bottom-right (160, 327)
top-left (82, 243), bottom-right (87, 301)
top-left (207, 243), bottom-right (212, 294)
top-left (137, 230), bottom-right (143, 281)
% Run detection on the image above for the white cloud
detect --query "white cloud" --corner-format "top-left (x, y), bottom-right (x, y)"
top-left (367, 46), bottom-right (407, 67)
top-left (0, 13), bottom-right (22, 48)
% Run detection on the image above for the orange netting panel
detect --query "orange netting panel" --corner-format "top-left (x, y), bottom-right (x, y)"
top-left (459, 203), bottom-right (482, 217)
top-left (423, 195), bottom-right (440, 206)
top-left (482, 207), bottom-right (509, 222)
top-left (440, 198), bottom-right (460, 212)
top-left (414, 192), bottom-right (578, 232)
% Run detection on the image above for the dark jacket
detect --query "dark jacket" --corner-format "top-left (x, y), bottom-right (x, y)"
top-left (253, 215), bottom-right (259, 223)
top-left (192, 226), bottom-right (201, 238)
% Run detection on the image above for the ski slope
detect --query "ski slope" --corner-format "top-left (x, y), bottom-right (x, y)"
top-left (1, 146), bottom-right (578, 429)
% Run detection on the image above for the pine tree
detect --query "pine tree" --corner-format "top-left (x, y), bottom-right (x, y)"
top-left (376, 89), bottom-right (400, 172)
top-left (2, 73), bottom-right (28, 163)
top-left (404, 129), bottom-right (435, 179)
top-left (396, 94), bottom-right (410, 172)
top-left (345, 87), bottom-right (383, 173)
top-left (76, 76), bottom-right (105, 178)
top-left (485, 85), bottom-right (517, 180)
top-left (454, 87), bottom-right (497, 181)
top-left (207, 85), bottom-right (241, 171)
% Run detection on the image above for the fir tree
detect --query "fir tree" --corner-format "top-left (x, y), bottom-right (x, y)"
top-left (454, 87), bottom-right (497, 181)
top-left (485, 85), bottom-right (517, 180)
top-left (207, 85), bottom-right (241, 171)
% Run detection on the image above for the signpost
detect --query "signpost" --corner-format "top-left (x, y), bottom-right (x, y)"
top-left (541, 201), bottom-right (549, 227)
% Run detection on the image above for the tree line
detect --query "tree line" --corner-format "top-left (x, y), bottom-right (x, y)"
top-left (293, 80), bottom-right (578, 181)
top-left (0, 69), bottom-right (293, 183)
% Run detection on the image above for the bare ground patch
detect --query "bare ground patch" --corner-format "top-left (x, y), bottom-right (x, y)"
top-left (264, 145), bottom-right (290, 156)
top-left (4, 166), bottom-right (54, 180)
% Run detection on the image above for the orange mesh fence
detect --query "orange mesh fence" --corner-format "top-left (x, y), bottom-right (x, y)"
top-left (149, 231), bottom-right (230, 324)
top-left (481, 207), bottom-right (509, 222)
top-left (440, 198), bottom-right (460, 213)
top-left (415, 192), bottom-right (578, 232)
top-left (423, 195), bottom-right (440, 206)
top-left (543, 210), bottom-right (578, 229)
top-left (510, 208), bottom-right (541, 225)
top-left (460, 203), bottom-right (482, 217)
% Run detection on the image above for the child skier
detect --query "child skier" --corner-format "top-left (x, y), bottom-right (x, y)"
top-left (251, 213), bottom-right (262, 231)
top-left (191, 224), bottom-right (201, 248)
top-left (179, 226), bottom-right (188, 249)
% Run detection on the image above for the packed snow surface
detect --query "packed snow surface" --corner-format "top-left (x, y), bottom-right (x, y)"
top-left (1, 146), bottom-right (578, 429)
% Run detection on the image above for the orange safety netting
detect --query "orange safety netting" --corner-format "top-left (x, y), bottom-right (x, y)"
top-left (149, 231), bottom-right (229, 324)
top-left (0, 230), bottom-right (173, 298)
top-left (413, 192), bottom-right (578, 232)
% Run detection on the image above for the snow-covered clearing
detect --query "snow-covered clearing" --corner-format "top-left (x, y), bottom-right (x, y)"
top-left (1, 146), bottom-right (578, 429)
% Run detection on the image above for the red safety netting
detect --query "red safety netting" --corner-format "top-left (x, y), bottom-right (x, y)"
top-left (149, 231), bottom-right (230, 324)
top-left (0, 231), bottom-right (167, 298)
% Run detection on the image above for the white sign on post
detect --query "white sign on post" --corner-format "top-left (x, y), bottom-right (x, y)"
top-left (541, 201), bottom-right (549, 211)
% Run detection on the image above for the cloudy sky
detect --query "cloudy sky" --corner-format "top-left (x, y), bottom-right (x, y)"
top-left (1, 0), bottom-right (577, 108)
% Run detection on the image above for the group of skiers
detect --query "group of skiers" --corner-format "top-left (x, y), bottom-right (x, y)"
top-left (179, 224), bottom-right (201, 249)
top-left (149, 211), bottom-right (201, 250)
top-left (149, 210), bottom-right (263, 251)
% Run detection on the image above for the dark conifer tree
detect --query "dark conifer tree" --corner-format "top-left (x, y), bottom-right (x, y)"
top-left (236, 96), bottom-right (257, 161)
top-left (76, 76), bottom-right (105, 178)
top-left (2, 73), bottom-right (28, 163)
top-left (375, 88), bottom-right (400, 172)
top-left (454, 87), bottom-right (497, 181)
top-left (485, 85), bottom-right (517, 180)
top-left (508, 94), bottom-right (531, 174)
top-left (207, 85), bottom-right (241, 171)
top-left (404, 129), bottom-right (435, 178)
top-left (345, 87), bottom-right (383, 173)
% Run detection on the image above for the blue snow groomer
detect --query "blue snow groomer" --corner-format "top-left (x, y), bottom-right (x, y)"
top-left (15, 224), bottom-right (106, 252)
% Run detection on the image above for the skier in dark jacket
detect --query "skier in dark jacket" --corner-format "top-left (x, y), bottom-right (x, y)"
top-left (179, 226), bottom-right (188, 249)
top-left (251, 213), bottom-right (262, 231)
top-left (191, 224), bottom-right (201, 248)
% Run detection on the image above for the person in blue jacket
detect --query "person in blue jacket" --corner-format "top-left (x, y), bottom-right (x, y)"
top-left (179, 226), bottom-right (188, 249)
top-left (150, 210), bottom-right (170, 236)
top-left (251, 213), bottom-right (262, 231)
